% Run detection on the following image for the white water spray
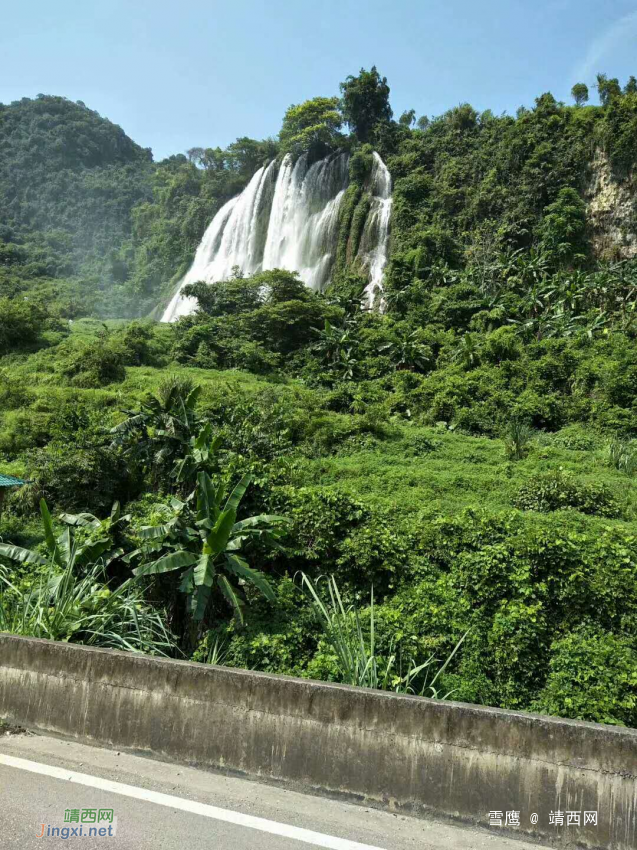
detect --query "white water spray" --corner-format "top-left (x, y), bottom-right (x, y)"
top-left (162, 150), bottom-right (392, 322)
top-left (358, 152), bottom-right (393, 309)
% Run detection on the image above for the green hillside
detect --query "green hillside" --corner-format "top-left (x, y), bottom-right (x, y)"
top-left (3, 70), bottom-right (637, 729)
top-left (0, 96), bottom-right (153, 306)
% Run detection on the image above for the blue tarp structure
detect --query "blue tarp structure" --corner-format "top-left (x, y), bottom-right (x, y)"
top-left (0, 474), bottom-right (26, 488)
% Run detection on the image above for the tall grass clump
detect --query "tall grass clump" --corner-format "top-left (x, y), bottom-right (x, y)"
top-left (607, 438), bottom-right (637, 476)
top-left (503, 418), bottom-right (534, 460)
top-left (0, 562), bottom-right (175, 656)
top-left (300, 573), bottom-right (467, 698)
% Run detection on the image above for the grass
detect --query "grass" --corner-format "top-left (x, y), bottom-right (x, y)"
top-left (2, 340), bottom-right (637, 724)
top-left (0, 560), bottom-right (176, 655)
top-left (300, 572), bottom-right (468, 697)
top-left (295, 425), bottom-right (637, 523)
top-left (2, 348), bottom-right (637, 538)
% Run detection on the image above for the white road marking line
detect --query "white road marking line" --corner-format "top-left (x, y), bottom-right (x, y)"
top-left (0, 754), bottom-right (387, 850)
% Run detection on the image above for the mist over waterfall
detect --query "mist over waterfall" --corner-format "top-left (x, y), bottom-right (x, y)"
top-left (162, 151), bottom-right (392, 322)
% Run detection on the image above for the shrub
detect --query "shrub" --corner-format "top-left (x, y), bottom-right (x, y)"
top-left (406, 434), bottom-right (440, 456)
top-left (0, 410), bottom-right (52, 454)
top-left (0, 297), bottom-right (49, 354)
top-left (550, 425), bottom-right (598, 452)
top-left (335, 511), bottom-right (417, 594)
top-left (411, 509), bottom-right (637, 711)
top-left (301, 574), bottom-right (467, 697)
top-left (111, 322), bottom-right (159, 366)
top-left (0, 369), bottom-right (35, 410)
top-left (348, 146), bottom-right (374, 183)
top-left (270, 486), bottom-right (367, 569)
top-left (227, 340), bottom-right (281, 374)
top-left (533, 626), bottom-right (637, 726)
top-left (487, 599), bottom-right (552, 708)
top-left (26, 444), bottom-right (134, 514)
top-left (59, 338), bottom-right (126, 387)
top-left (482, 327), bottom-right (522, 364)
top-left (193, 577), bottom-right (318, 677)
top-left (511, 389), bottom-right (563, 431)
top-left (513, 469), bottom-right (622, 517)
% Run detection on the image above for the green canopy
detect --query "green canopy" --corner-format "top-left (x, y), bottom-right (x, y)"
top-left (0, 474), bottom-right (26, 488)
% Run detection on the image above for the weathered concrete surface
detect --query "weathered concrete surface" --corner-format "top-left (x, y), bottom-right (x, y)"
top-left (0, 734), bottom-right (550, 849)
top-left (1, 634), bottom-right (636, 849)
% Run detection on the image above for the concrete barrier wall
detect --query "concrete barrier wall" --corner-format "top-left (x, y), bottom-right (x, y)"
top-left (1, 634), bottom-right (636, 849)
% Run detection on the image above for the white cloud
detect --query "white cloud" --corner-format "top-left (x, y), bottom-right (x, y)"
top-left (573, 9), bottom-right (637, 84)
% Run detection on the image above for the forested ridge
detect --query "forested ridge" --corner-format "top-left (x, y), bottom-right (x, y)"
top-left (3, 69), bottom-right (637, 727)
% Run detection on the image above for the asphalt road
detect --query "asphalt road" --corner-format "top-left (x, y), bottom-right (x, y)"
top-left (0, 732), bottom-right (548, 849)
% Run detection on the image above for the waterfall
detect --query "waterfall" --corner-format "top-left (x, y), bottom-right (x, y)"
top-left (161, 150), bottom-right (391, 322)
top-left (263, 152), bottom-right (349, 291)
top-left (161, 196), bottom-right (238, 322)
top-left (358, 152), bottom-right (393, 309)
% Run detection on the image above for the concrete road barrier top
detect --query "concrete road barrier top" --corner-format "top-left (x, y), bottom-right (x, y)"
top-left (0, 634), bottom-right (636, 849)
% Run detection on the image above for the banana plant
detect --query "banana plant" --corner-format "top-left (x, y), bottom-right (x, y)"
top-left (312, 320), bottom-right (358, 366)
top-left (380, 331), bottom-right (431, 372)
top-left (0, 499), bottom-right (128, 575)
top-left (111, 381), bottom-right (202, 486)
top-left (133, 471), bottom-right (289, 625)
top-left (172, 422), bottom-right (223, 489)
top-left (452, 332), bottom-right (480, 369)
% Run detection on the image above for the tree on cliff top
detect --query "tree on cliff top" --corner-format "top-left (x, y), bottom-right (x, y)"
top-left (340, 66), bottom-right (393, 143)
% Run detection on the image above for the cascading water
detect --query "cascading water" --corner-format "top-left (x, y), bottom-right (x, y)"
top-left (162, 150), bottom-right (392, 322)
top-left (358, 152), bottom-right (393, 309)
top-left (161, 162), bottom-right (276, 322)
top-left (263, 152), bottom-right (349, 291)
top-left (161, 196), bottom-right (238, 322)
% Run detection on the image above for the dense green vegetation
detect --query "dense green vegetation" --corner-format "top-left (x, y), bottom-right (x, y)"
top-left (3, 69), bottom-right (637, 727)
top-left (0, 95), bottom-right (277, 316)
top-left (0, 96), bottom-right (153, 316)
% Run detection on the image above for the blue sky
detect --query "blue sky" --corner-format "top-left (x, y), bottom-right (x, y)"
top-left (2, 0), bottom-right (637, 161)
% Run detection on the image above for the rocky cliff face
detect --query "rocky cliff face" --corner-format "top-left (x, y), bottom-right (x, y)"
top-left (586, 151), bottom-right (637, 260)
